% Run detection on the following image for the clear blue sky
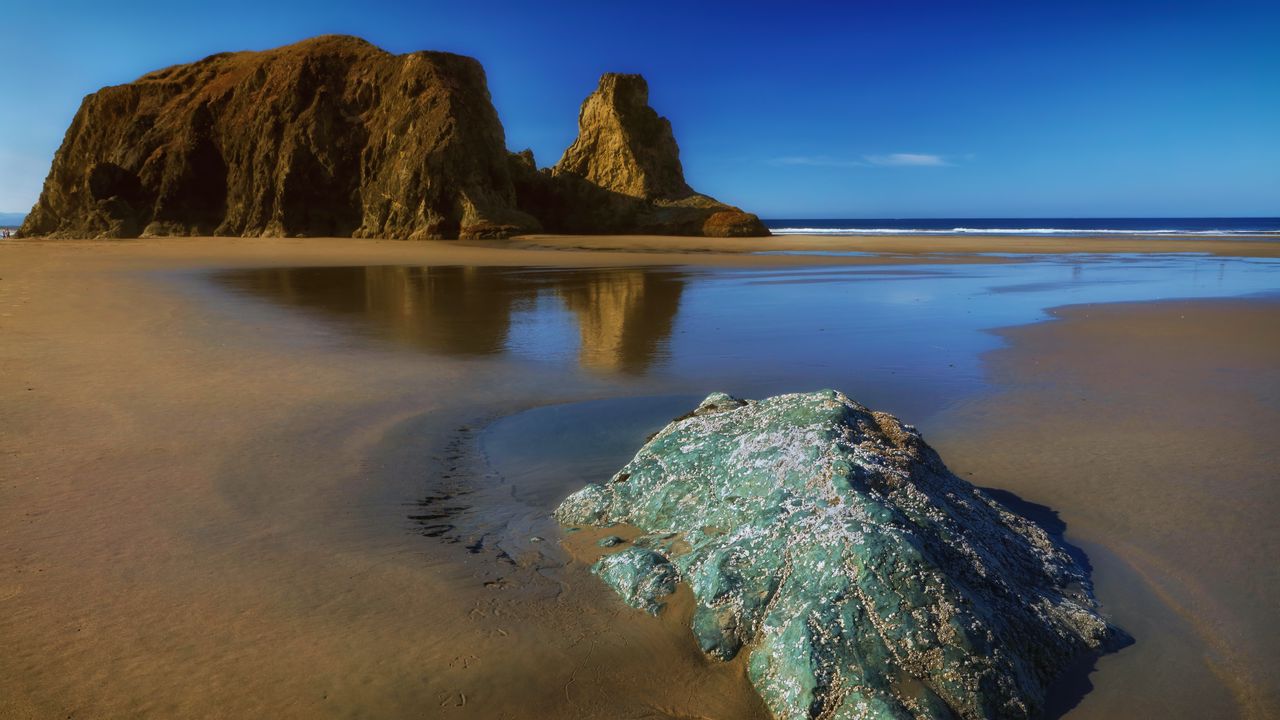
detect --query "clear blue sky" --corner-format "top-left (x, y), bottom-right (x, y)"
top-left (1, 0), bottom-right (1277, 218)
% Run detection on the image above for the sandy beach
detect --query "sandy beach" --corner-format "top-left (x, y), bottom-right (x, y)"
top-left (2, 234), bottom-right (1278, 719)
top-left (935, 299), bottom-right (1280, 719)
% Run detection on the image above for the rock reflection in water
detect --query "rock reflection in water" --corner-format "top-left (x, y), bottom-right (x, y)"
top-left (217, 265), bottom-right (685, 373)
top-left (556, 269), bottom-right (683, 373)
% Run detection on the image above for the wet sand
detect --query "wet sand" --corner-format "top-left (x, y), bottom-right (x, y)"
top-left (933, 299), bottom-right (1280, 719)
top-left (2, 235), bottom-right (1277, 719)
top-left (0, 238), bottom-right (772, 719)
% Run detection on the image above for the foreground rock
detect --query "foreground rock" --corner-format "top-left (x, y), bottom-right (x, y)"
top-left (21, 36), bottom-right (766, 240)
top-left (556, 391), bottom-right (1121, 719)
top-left (511, 74), bottom-right (768, 237)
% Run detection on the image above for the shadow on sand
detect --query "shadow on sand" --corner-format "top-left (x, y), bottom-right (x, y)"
top-left (982, 486), bottom-right (1135, 719)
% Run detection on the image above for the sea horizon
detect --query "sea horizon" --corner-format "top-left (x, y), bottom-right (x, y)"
top-left (764, 216), bottom-right (1280, 237)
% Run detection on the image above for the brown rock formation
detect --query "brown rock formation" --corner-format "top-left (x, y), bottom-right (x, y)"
top-left (20, 35), bottom-right (539, 240)
top-left (512, 74), bottom-right (769, 237)
top-left (21, 38), bottom-right (766, 239)
top-left (554, 73), bottom-right (692, 200)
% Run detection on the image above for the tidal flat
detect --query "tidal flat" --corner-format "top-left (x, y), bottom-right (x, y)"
top-left (1, 235), bottom-right (1277, 719)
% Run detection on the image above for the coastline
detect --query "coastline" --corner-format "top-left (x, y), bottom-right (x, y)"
top-left (6, 231), bottom-right (1280, 269)
top-left (2, 236), bottom-right (1276, 718)
top-left (492, 232), bottom-right (1280, 258)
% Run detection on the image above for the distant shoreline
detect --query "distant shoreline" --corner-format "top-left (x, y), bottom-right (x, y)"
top-left (763, 217), bottom-right (1280, 238)
top-left (7, 232), bottom-right (1280, 261)
top-left (486, 231), bottom-right (1280, 259)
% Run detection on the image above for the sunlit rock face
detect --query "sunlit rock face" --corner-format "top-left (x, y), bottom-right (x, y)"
top-left (21, 37), bottom-right (767, 240)
top-left (21, 35), bottom-right (538, 240)
top-left (510, 74), bottom-right (770, 237)
top-left (555, 73), bottom-right (693, 200)
top-left (556, 390), bottom-right (1122, 720)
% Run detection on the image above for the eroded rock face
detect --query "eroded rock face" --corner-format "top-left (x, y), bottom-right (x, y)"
top-left (556, 391), bottom-right (1121, 720)
top-left (21, 35), bottom-right (538, 240)
top-left (512, 74), bottom-right (769, 237)
top-left (22, 38), bottom-right (767, 240)
top-left (554, 73), bottom-right (692, 200)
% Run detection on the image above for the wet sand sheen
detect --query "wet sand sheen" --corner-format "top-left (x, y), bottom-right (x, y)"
top-left (0, 243), bottom-right (772, 719)
top-left (933, 300), bottom-right (1280, 719)
top-left (473, 299), bottom-right (1280, 719)
top-left (1, 236), bottom-right (1277, 718)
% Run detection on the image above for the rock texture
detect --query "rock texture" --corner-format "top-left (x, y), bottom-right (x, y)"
top-left (511, 74), bottom-right (768, 237)
top-left (556, 73), bottom-right (693, 200)
top-left (22, 35), bottom-right (539, 240)
top-left (556, 390), bottom-right (1122, 720)
top-left (21, 38), bottom-right (766, 239)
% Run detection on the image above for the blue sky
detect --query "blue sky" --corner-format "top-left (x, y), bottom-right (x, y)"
top-left (1, 0), bottom-right (1277, 217)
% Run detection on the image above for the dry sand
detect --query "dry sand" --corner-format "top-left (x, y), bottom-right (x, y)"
top-left (2, 234), bottom-right (1277, 718)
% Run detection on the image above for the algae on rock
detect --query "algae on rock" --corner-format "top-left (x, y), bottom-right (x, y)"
top-left (555, 390), bottom-right (1122, 720)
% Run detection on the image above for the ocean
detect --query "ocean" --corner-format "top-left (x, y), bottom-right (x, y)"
top-left (764, 217), bottom-right (1280, 237)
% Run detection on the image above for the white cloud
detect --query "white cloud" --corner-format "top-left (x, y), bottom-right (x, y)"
top-left (773, 153), bottom-right (955, 169)
top-left (864, 153), bottom-right (949, 167)
top-left (773, 155), bottom-right (869, 168)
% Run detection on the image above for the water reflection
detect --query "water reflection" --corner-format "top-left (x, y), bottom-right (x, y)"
top-left (217, 266), bottom-right (686, 373)
top-left (214, 255), bottom-right (1280, 406)
top-left (556, 270), bottom-right (683, 372)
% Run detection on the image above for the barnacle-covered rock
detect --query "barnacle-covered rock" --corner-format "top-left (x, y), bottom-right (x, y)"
top-left (592, 547), bottom-right (679, 615)
top-left (555, 390), bottom-right (1121, 719)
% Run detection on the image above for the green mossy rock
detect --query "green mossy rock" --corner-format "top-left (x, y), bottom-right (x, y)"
top-left (556, 390), bottom-right (1120, 720)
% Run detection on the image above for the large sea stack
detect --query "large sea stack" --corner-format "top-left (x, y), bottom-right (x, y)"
top-left (556, 391), bottom-right (1123, 720)
top-left (21, 36), bottom-right (537, 240)
top-left (20, 36), bottom-right (767, 240)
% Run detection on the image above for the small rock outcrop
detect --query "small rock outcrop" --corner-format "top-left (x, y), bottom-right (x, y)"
top-left (22, 36), bottom-right (539, 240)
top-left (511, 74), bottom-right (768, 237)
top-left (21, 38), bottom-right (767, 239)
top-left (556, 390), bottom-right (1122, 720)
top-left (555, 73), bottom-right (693, 200)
